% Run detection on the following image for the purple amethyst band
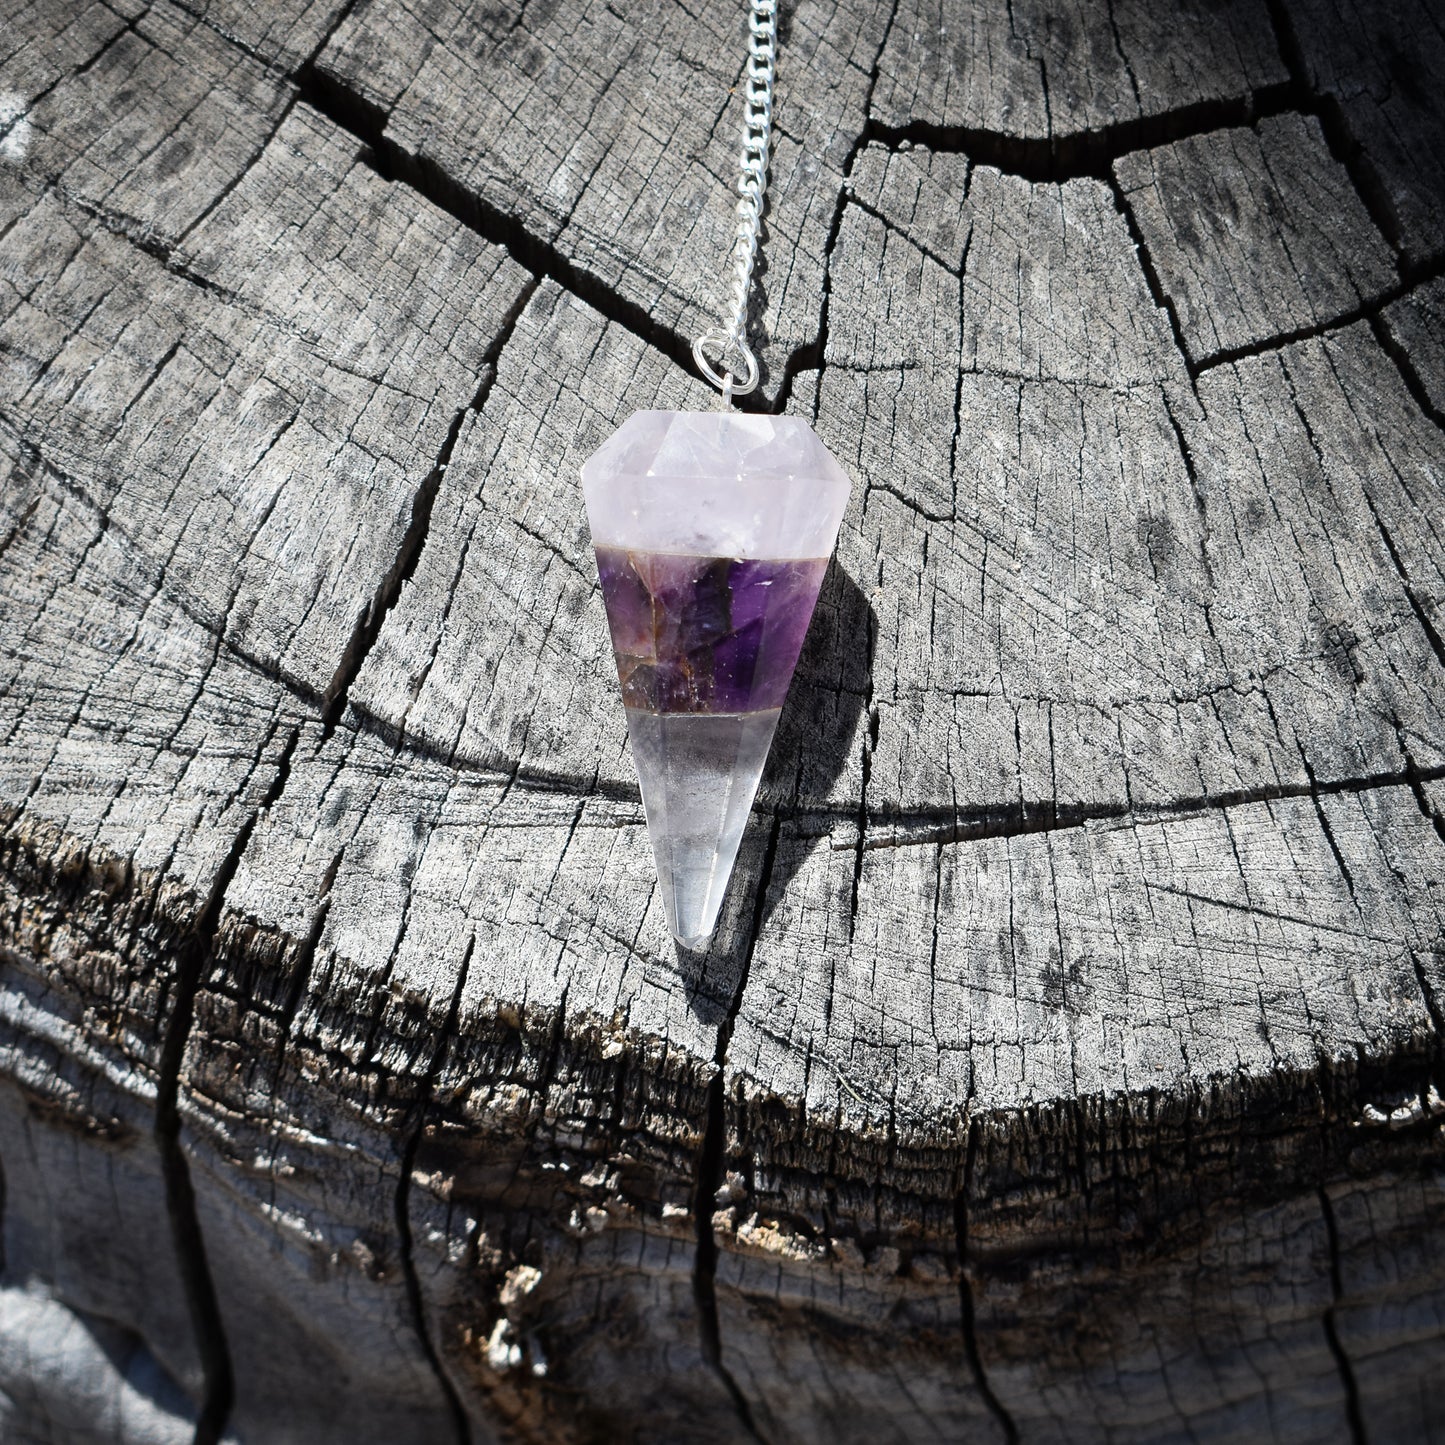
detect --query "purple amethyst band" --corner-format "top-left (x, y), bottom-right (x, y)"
top-left (595, 547), bottom-right (828, 714)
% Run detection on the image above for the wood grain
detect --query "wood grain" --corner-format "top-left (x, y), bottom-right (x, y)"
top-left (1277, 0), bottom-right (1445, 269)
top-left (1, 0), bottom-right (1443, 1440)
top-left (1115, 114), bottom-right (1396, 363)
top-left (871, 0), bottom-right (1287, 147)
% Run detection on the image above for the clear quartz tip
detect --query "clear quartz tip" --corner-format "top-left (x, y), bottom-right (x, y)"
top-left (625, 709), bottom-right (780, 950)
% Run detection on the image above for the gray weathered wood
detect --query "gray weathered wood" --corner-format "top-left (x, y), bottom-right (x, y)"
top-left (1277, 0), bottom-right (1445, 268)
top-left (2, 0), bottom-right (1444, 1440)
top-left (1115, 114), bottom-right (1397, 363)
top-left (0, 1283), bottom-right (197, 1444)
top-left (316, 0), bottom-right (888, 401)
top-left (1384, 276), bottom-right (1445, 419)
top-left (871, 0), bottom-right (1287, 143)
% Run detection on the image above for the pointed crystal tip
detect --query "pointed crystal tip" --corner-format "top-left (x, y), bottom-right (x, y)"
top-left (672, 932), bottom-right (710, 952)
top-left (626, 708), bottom-right (781, 949)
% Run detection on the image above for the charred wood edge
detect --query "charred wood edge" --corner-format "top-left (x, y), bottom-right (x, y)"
top-left (955, 1123), bottom-right (1020, 1444)
top-left (1318, 1184), bottom-right (1369, 1445)
top-left (693, 815), bottom-right (781, 1443)
top-left (8, 779), bottom-right (1442, 1167)
top-left (154, 724), bottom-right (302, 1445)
top-left (3, 805), bottom-right (1443, 1431)
top-left (395, 937), bottom-right (476, 1445)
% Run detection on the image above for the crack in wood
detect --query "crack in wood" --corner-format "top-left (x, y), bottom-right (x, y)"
top-left (319, 274), bottom-right (542, 737)
top-left (1109, 173), bottom-right (1196, 380)
top-left (292, 68), bottom-right (780, 415)
top-left (870, 81), bottom-right (1298, 184)
top-left (692, 813), bottom-right (781, 1445)
top-left (1191, 259), bottom-right (1445, 380)
top-left (153, 723), bottom-right (305, 1445)
top-left (1317, 1185), bottom-right (1370, 1445)
top-left (1371, 308), bottom-right (1445, 437)
top-left (1358, 488), bottom-right (1445, 673)
top-left (955, 1123), bottom-right (1020, 1445)
top-left (770, 0), bottom-right (907, 417)
top-left (98, 0), bottom-right (1445, 460)
top-left (395, 935), bottom-right (476, 1445)
top-left (854, 761), bottom-right (1445, 851)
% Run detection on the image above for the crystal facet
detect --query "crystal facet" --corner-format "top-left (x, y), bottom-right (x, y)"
top-left (582, 411), bottom-right (852, 948)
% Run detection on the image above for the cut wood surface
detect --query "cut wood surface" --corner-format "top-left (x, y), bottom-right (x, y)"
top-left (0, 0), bottom-right (1442, 1441)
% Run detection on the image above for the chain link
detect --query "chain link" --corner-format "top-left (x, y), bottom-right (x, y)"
top-left (691, 0), bottom-right (777, 402)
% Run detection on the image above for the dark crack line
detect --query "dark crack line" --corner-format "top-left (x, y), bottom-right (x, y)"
top-left (1161, 388), bottom-right (1216, 590)
top-left (955, 1123), bottom-right (1020, 1445)
top-left (171, 87), bottom-right (302, 250)
top-left (856, 761), bottom-right (1445, 852)
top-left (258, 847), bottom-right (343, 1190)
top-left (771, 0), bottom-right (909, 414)
top-left (33, 0), bottom-right (1441, 438)
top-left (297, 0), bottom-right (365, 81)
top-left (1371, 307), bottom-right (1445, 437)
top-left (0, 494), bottom-right (41, 570)
top-left (320, 277), bottom-right (541, 736)
top-left (155, 724), bottom-right (302, 1445)
top-left (1191, 258), bottom-right (1445, 381)
top-left (1109, 173), bottom-right (1194, 382)
top-left (1395, 731), bottom-right (1445, 1083)
top-left (396, 935), bottom-right (475, 1445)
top-left (848, 628), bottom-right (880, 936)
top-left (292, 70), bottom-right (777, 414)
top-left (44, 182), bottom-right (253, 311)
top-left (868, 81), bottom-right (1296, 185)
top-left (1317, 1185), bottom-right (1369, 1445)
top-left (0, 414), bottom-right (335, 711)
top-left (692, 813), bottom-right (781, 1445)
top-left (1359, 489), bottom-right (1445, 673)
top-left (287, 41), bottom-right (1445, 447)
top-left (229, 683), bottom-right (1445, 842)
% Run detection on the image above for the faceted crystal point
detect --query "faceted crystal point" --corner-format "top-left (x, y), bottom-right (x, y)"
top-left (582, 411), bottom-right (852, 949)
top-left (624, 709), bottom-right (781, 948)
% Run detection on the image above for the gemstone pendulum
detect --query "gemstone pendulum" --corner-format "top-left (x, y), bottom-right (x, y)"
top-left (581, 414), bottom-right (851, 947)
top-left (579, 0), bottom-right (853, 948)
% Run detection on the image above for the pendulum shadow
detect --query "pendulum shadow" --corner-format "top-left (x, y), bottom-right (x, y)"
top-left (674, 557), bottom-right (873, 1026)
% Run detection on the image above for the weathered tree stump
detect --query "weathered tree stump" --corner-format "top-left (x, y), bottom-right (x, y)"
top-left (1, 0), bottom-right (1443, 1440)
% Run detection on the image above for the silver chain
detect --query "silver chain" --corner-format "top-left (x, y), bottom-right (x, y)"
top-left (691, 0), bottom-right (778, 404)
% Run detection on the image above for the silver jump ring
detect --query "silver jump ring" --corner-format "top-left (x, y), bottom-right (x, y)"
top-left (692, 331), bottom-right (760, 398)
